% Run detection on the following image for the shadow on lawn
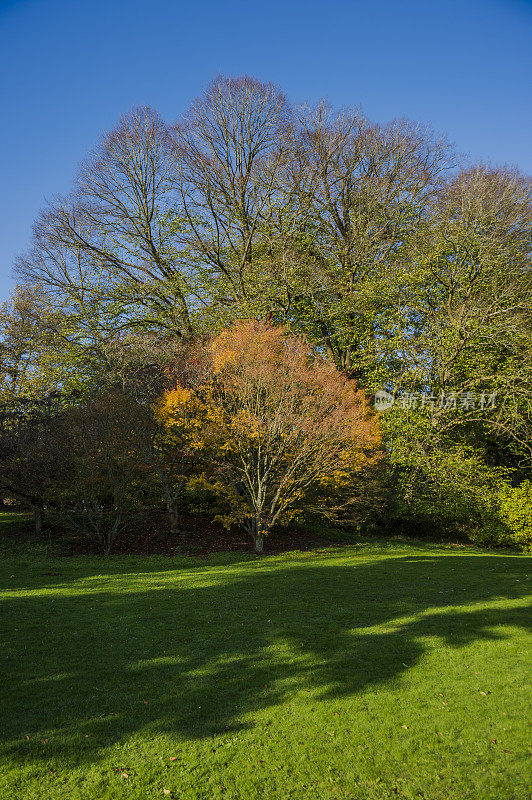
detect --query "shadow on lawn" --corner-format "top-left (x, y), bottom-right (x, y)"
top-left (1, 552), bottom-right (530, 765)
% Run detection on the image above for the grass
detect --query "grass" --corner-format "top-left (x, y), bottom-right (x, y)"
top-left (0, 527), bottom-right (530, 799)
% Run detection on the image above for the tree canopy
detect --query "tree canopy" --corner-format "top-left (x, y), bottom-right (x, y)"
top-left (2, 74), bottom-right (531, 552)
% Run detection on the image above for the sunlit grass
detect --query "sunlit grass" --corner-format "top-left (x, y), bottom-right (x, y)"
top-left (1, 539), bottom-right (530, 799)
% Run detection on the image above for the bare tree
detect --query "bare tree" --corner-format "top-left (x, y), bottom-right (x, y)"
top-left (171, 75), bottom-right (296, 316)
top-left (17, 107), bottom-right (193, 339)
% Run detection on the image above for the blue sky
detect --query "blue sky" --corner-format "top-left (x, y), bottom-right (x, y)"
top-left (0, 0), bottom-right (531, 303)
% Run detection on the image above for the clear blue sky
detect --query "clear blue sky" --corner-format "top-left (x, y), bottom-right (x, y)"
top-left (0, 0), bottom-right (531, 303)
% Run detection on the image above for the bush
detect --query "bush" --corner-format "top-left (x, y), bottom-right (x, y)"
top-left (184, 473), bottom-right (222, 515)
top-left (48, 393), bottom-right (147, 554)
top-left (497, 481), bottom-right (532, 551)
top-left (384, 409), bottom-right (509, 539)
top-left (472, 480), bottom-right (532, 552)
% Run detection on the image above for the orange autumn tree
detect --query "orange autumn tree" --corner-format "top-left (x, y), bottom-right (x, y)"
top-left (204, 321), bottom-right (380, 553)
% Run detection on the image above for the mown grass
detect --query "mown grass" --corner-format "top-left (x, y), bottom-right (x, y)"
top-left (0, 528), bottom-right (530, 799)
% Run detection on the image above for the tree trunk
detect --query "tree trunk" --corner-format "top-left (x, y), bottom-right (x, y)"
top-left (31, 503), bottom-right (43, 536)
top-left (167, 501), bottom-right (182, 536)
top-left (160, 480), bottom-right (183, 536)
top-left (251, 517), bottom-right (265, 553)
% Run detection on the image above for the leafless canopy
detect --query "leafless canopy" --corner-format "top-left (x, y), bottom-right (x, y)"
top-left (171, 75), bottom-right (294, 306)
top-left (18, 106), bottom-right (193, 337)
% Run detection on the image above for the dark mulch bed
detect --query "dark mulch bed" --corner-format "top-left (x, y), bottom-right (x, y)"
top-left (105, 513), bottom-right (337, 556)
top-left (6, 511), bottom-right (341, 557)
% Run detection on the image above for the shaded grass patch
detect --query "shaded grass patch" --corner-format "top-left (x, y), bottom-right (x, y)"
top-left (1, 539), bottom-right (531, 799)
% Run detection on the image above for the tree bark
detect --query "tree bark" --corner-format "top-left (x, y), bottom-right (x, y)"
top-left (160, 479), bottom-right (183, 536)
top-left (251, 517), bottom-right (265, 553)
top-left (31, 503), bottom-right (43, 536)
top-left (166, 500), bottom-right (182, 536)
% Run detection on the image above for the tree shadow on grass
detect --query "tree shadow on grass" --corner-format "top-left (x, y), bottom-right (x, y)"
top-left (1, 552), bottom-right (530, 766)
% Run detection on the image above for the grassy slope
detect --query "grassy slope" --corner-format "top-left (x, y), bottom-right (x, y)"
top-left (0, 538), bottom-right (530, 799)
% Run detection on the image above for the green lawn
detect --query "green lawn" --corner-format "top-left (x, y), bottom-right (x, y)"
top-left (1, 539), bottom-right (531, 800)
